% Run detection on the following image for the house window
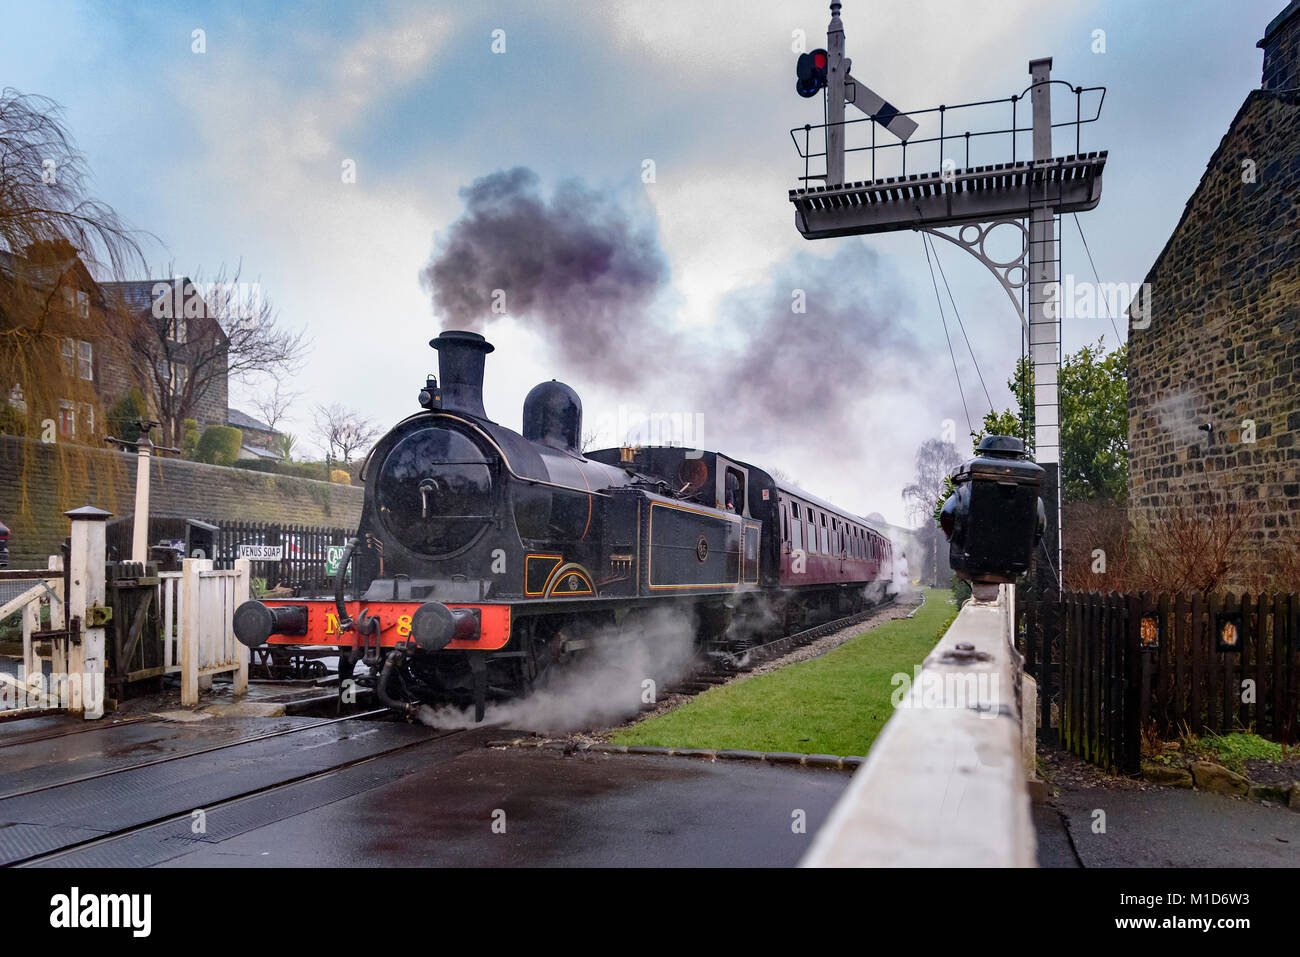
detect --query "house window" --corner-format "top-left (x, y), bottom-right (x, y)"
top-left (61, 288), bottom-right (89, 318)
top-left (62, 338), bottom-right (75, 377)
top-left (78, 402), bottom-right (94, 435)
top-left (158, 359), bottom-right (189, 397)
top-left (58, 400), bottom-right (75, 439)
top-left (77, 341), bottom-right (93, 381)
top-left (170, 318), bottom-right (187, 344)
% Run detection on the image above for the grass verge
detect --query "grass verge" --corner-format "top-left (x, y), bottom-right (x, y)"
top-left (611, 588), bottom-right (956, 756)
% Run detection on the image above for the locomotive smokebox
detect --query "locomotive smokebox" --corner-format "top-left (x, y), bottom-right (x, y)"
top-left (523, 380), bottom-right (583, 451)
top-left (430, 330), bottom-right (495, 418)
top-left (940, 435), bottom-right (1045, 585)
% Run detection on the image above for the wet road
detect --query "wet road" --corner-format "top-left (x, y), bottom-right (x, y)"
top-left (1052, 787), bottom-right (1300, 867)
top-left (152, 746), bottom-right (850, 867)
top-left (2, 714), bottom-right (851, 867)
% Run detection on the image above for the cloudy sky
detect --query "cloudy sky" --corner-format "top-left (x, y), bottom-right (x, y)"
top-left (0, 0), bottom-right (1282, 525)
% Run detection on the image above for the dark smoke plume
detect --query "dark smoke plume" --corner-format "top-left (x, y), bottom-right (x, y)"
top-left (421, 170), bottom-right (975, 482)
top-left (701, 241), bottom-right (936, 451)
top-left (421, 167), bottom-right (668, 383)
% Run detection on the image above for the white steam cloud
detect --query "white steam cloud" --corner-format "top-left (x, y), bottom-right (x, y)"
top-left (417, 606), bottom-right (699, 733)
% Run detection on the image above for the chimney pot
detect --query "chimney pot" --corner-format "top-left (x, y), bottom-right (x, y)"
top-left (1258, 0), bottom-right (1300, 91)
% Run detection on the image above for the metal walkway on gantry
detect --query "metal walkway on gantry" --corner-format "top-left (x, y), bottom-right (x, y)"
top-left (789, 152), bottom-right (1107, 239)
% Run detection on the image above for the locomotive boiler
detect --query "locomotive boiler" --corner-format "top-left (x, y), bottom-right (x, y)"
top-left (233, 330), bottom-right (893, 720)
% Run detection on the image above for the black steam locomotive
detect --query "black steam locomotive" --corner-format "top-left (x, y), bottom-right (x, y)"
top-left (234, 331), bottom-right (893, 719)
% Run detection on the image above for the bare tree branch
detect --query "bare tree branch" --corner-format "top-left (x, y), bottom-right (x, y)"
top-left (0, 88), bottom-right (147, 449)
top-left (313, 402), bottom-right (378, 464)
top-left (106, 264), bottom-right (308, 447)
top-left (251, 379), bottom-right (301, 434)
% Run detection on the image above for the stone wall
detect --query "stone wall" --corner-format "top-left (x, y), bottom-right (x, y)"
top-left (0, 434), bottom-right (363, 566)
top-left (1126, 89), bottom-right (1300, 587)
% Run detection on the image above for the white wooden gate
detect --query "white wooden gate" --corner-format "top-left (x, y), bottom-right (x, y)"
top-left (0, 558), bottom-right (68, 717)
top-left (177, 558), bottom-right (250, 706)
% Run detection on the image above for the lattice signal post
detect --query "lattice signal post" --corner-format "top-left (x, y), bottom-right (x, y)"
top-left (789, 1), bottom-right (1109, 589)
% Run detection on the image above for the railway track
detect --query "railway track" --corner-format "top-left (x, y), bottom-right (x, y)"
top-left (0, 715), bottom-right (151, 749)
top-left (0, 710), bottom-right (466, 868)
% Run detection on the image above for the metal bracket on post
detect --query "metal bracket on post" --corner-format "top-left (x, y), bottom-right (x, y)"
top-left (920, 220), bottom-right (1029, 334)
top-left (86, 604), bottom-right (113, 629)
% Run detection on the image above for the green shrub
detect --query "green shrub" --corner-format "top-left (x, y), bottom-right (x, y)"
top-left (0, 404), bottom-right (29, 436)
top-left (231, 458), bottom-right (277, 474)
top-left (181, 418), bottom-right (201, 458)
top-left (231, 458), bottom-right (331, 481)
top-left (194, 425), bottom-right (243, 465)
top-left (107, 388), bottom-right (149, 443)
top-left (949, 575), bottom-right (972, 606)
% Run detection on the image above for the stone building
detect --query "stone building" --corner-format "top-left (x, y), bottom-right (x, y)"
top-left (100, 278), bottom-right (230, 443)
top-left (0, 246), bottom-right (231, 447)
top-left (1126, 1), bottom-right (1300, 586)
top-left (0, 242), bottom-right (134, 443)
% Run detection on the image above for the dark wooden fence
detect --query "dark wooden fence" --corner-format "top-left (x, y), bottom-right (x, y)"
top-left (213, 521), bottom-right (355, 596)
top-left (1018, 589), bottom-right (1300, 776)
top-left (107, 516), bottom-right (356, 597)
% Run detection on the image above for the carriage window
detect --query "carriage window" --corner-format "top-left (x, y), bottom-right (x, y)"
top-left (807, 521), bottom-right (816, 553)
top-left (782, 506), bottom-right (789, 543)
top-left (820, 525), bottom-right (829, 554)
top-left (791, 515), bottom-right (803, 552)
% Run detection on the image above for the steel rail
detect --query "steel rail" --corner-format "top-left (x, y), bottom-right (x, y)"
top-left (13, 727), bottom-right (468, 868)
top-left (0, 708), bottom-right (392, 802)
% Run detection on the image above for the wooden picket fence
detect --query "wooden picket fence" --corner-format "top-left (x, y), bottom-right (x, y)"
top-left (1018, 589), bottom-right (1300, 775)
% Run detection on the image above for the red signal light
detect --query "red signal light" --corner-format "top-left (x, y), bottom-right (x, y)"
top-left (795, 48), bottom-right (830, 98)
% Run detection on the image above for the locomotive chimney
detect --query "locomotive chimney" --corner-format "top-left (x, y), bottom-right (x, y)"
top-left (429, 330), bottom-right (495, 418)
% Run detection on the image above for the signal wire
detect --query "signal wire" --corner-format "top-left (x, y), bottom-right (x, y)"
top-left (921, 231), bottom-right (972, 436)
top-left (929, 235), bottom-right (994, 411)
top-left (1073, 212), bottom-right (1125, 348)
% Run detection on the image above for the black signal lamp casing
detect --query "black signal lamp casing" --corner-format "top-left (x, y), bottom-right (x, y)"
top-left (940, 435), bottom-right (1045, 585)
top-left (796, 48), bottom-right (829, 98)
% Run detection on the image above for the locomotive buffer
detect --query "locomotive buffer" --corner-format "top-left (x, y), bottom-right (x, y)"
top-left (788, 1), bottom-right (1110, 588)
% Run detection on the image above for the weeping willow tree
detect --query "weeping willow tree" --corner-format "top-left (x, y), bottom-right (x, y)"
top-left (0, 88), bottom-right (146, 552)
